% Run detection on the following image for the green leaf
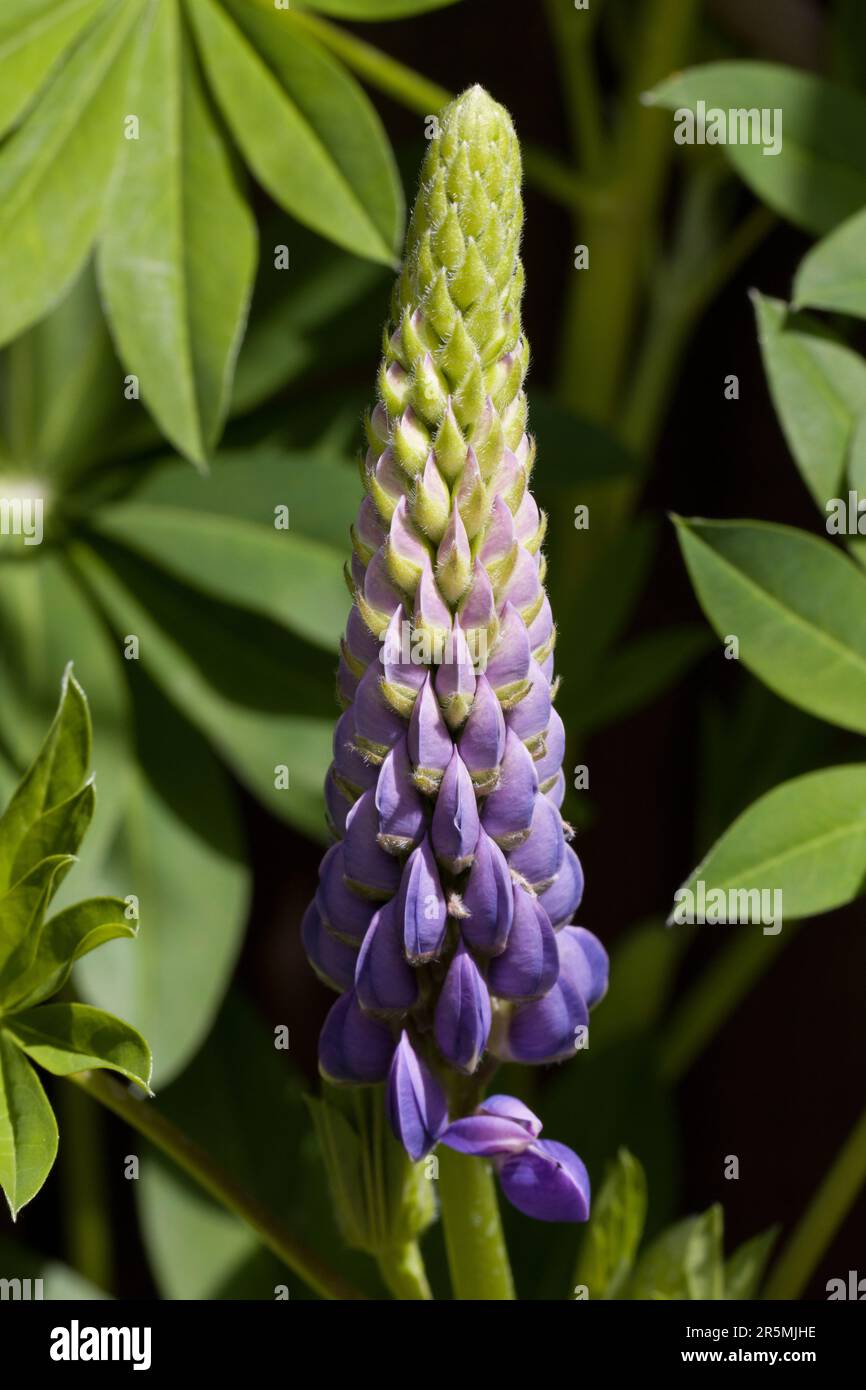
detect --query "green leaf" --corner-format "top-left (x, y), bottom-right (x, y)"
top-left (0, 0), bottom-right (143, 346)
top-left (794, 205), bottom-right (866, 320)
top-left (674, 764), bottom-right (866, 925)
top-left (297, 0), bottom-right (461, 16)
top-left (725, 1227), bottom-right (779, 1299)
top-left (10, 781), bottom-right (95, 890)
top-left (187, 0), bottom-right (400, 265)
top-left (0, 665), bottom-right (90, 889)
top-left (573, 1149), bottom-right (647, 1300)
top-left (675, 517), bottom-right (866, 734)
top-left (0, 0), bottom-right (105, 141)
top-left (0, 261), bottom-right (125, 483)
top-left (70, 538), bottom-right (337, 839)
top-left (115, 445), bottom-right (360, 550)
top-left (627, 1206), bottom-right (725, 1300)
top-left (72, 688), bottom-right (249, 1087)
top-left (91, 506), bottom-right (350, 652)
top-left (0, 855), bottom-right (76, 991)
top-left (647, 62), bottom-right (866, 234)
top-left (753, 292), bottom-right (866, 508)
top-left (2, 897), bottom-right (136, 1013)
top-left (3, 1001), bottom-right (152, 1091)
top-left (98, 0), bottom-right (257, 465)
top-left (0, 1031), bottom-right (58, 1219)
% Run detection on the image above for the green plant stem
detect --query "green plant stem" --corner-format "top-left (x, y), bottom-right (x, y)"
top-left (70, 1070), bottom-right (367, 1302)
top-left (438, 1146), bottom-right (515, 1300)
top-left (764, 1103), bottom-right (866, 1300)
top-left (621, 203), bottom-right (776, 455)
top-left (377, 1241), bottom-right (433, 1300)
top-left (57, 1082), bottom-right (114, 1292)
top-left (544, 0), bottom-right (606, 173)
top-left (555, 0), bottom-right (700, 418)
top-left (658, 926), bottom-right (796, 1083)
top-left (288, 8), bottom-right (589, 210)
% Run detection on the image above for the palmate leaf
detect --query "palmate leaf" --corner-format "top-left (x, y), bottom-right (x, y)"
top-left (2, 896), bottom-right (136, 1013)
top-left (0, 0), bottom-right (105, 140)
top-left (647, 63), bottom-right (866, 235)
top-left (3, 1002), bottom-right (152, 1091)
top-left (0, 1033), bottom-right (58, 1220)
top-left (187, 0), bottom-right (401, 267)
top-left (675, 517), bottom-right (866, 735)
top-left (673, 765), bottom-right (866, 926)
top-left (89, 446), bottom-right (358, 652)
top-left (70, 538), bottom-right (337, 840)
top-left (0, 0), bottom-right (407, 466)
top-left (0, 855), bottom-right (76, 991)
top-left (98, 0), bottom-right (257, 466)
top-left (0, 0), bottom-right (143, 346)
top-left (753, 293), bottom-right (866, 510)
top-left (0, 666), bottom-right (89, 890)
top-left (795, 206), bottom-right (866, 322)
top-left (0, 671), bottom-right (153, 1218)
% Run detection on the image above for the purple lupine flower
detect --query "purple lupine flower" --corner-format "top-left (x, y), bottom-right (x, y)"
top-left (303, 85), bottom-right (608, 1224)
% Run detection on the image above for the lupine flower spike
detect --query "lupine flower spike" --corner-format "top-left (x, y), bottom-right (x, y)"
top-left (305, 85), bottom-right (608, 1224)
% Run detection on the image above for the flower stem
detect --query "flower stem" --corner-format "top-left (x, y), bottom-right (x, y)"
top-left (764, 1103), bottom-right (866, 1300)
top-left (57, 1082), bottom-right (114, 1292)
top-left (377, 1241), bottom-right (433, 1300)
top-left (69, 1070), bottom-right (367, 1301)
top-left (438, 1146), bottom-right (515, 1300)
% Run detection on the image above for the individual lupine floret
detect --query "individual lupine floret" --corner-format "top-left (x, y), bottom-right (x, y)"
top-left (304, 85), bottom-right (608, 1225)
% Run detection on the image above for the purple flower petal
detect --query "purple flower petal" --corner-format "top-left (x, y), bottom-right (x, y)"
top-left (498, 926), bottom-right (593, 1064)
top-left (481, 728), bottom-right (538, 848)
top-left (458, 674), bottom-right (505, 784)
top-left (332, 709), bottom-right (379, 794)
top-left (498, 1140), bottom-right (590, 1222)
top-left (483, 602), bottom-right (530, 696)
top-left (325, 771), bottom-right (352, 838)
top-left (343, 790), bottom-right (404, 899)
top-left (353, 662), bottom-right (405, 758)
top-left (375, 739), bottom-right (427, 854)
top-left (434, 941), bottom-right (491, 1073)
top-left (478, 1094), bottom-right (543, 1135)
top-left (435, 618), bottom-right (477, 727)
top-left (386, 1031), bottom-right (448, 1161)
top-left (537, 844), bottom-right (584, 927)
top-left (343, 604), bottom-right (381, 669)
top-left (397, 836), bottom-right (448, 963)
top-left (318, 991), bottom-right (395, 1085)
top-left (431, 749), bottom-right (480, 872)
top-left (487, 885), bottom-right (558, 1001)
top-left (460, 829), bottom-right (513, 955)
top-left (408, 673), bottom-right (452, 786)
top-left (533, 707), bottom-right (566, 785)
top-left (316, 843), bottom-right (377, 945)
top-left (302, 900), bottom-right (357, 993)
top-left (355, 900), bottom-right (419, 1015)
top-left (508, 794), bottom-right (565, 891)
top-left (505, 660), bottom-right (551, 744)
top-left (565, 926), bottom-right (609, 1008)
